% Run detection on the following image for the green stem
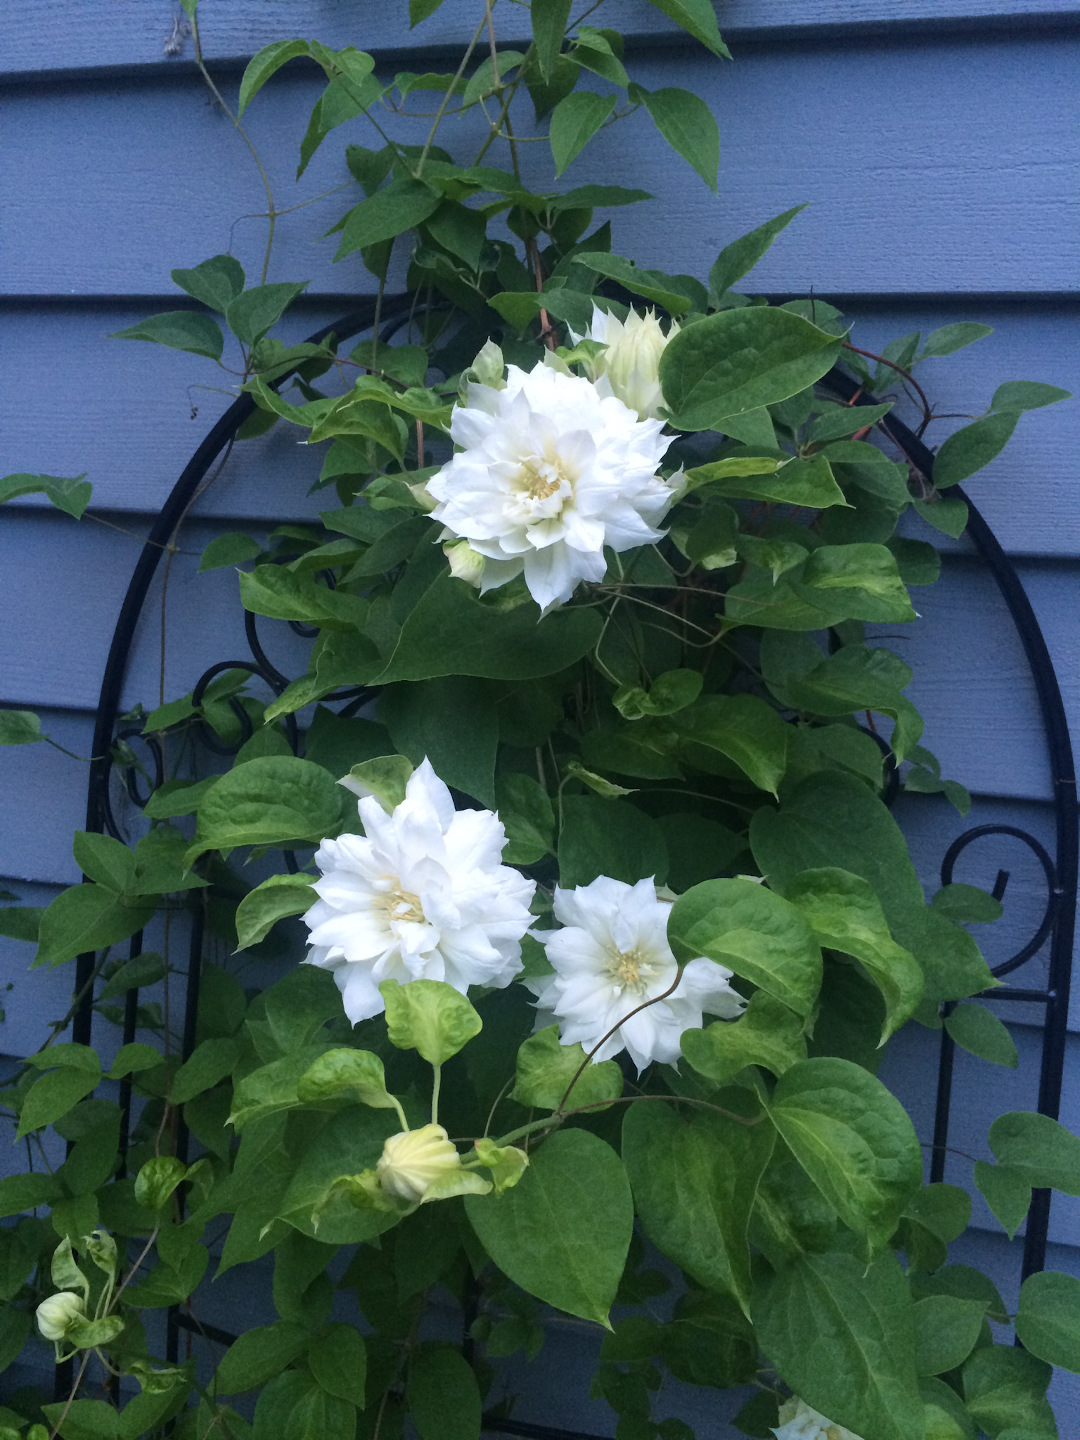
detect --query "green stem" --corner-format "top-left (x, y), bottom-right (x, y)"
top-left (417, 13), bottom-right (489, 177)
top-left (431, 1062), bottom-right (442, 1127)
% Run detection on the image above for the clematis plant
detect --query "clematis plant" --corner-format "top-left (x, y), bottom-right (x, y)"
top-left (2, 2), bottom-right (1077, 1439)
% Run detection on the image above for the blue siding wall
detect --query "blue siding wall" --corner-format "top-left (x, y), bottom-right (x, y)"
top-left (2, 1), bottom-right (1079, 1431)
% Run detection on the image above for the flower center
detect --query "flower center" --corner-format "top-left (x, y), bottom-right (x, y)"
top-left (606, 945), bottom-right (656, 997)
top-left (513, 455), bottom-right (572, 521)
top-left (374, 884), bottom-right (425, 927)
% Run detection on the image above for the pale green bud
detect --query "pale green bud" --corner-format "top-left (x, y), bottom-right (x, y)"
top-left (443, 539), bottom-right (486, 589)
top-left (583, 305), bottom-right (678, 420)
top-left (376, 1123), bottom-right (463, 1204)
top-left (36, 1290), bottom-right (85, 1342)
top-left (459, 339), bottom-right (505, 401)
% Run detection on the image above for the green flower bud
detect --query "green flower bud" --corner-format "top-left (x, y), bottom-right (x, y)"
top-left (35, 1290), bottom-right (85, 1342)
top-left (375, 1123), bottom-right (463, 1204)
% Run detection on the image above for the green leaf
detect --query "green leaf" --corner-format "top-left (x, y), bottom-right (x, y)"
top-left (931, 883), bottom-right (1003, 924)
top-left (309, 1324), bottom-right (367, 1407)
top-left (373, 574), bottom-right (603, 683)
top-left (674, 693), bottom-right (789, 796)
top-left (962, 1345), bottom-right (1055, 1439)
top-left (0, 473), bottom-right (92, 519)
top-left (72, 831), bottom-right (137, 894)
top-left (668, 878), bottom-right (821, 1018)
top-left (913, 1294), bottom-right (986, 1376)
top-left (111, 311), bottom-right (224, 361)
top-left (496, 772), bottom-right (555, 865)
top-left (134, 1157), bottom-right (188, 1212)
top-left (335, 178), bottom-right (441, 260)
top-left (109, 1042), bottom-right (164, 1079)
top-left (793, 543), bottom-right (915, 624)
top-left (550, 92), bottom-right (616, 176)
top-left (252, 1369), bottom-right (356, 1440)
top-left (913, 493), bottom-right (969, 538)
top-left (990, 380), bottom-right (1071, 413)
top-left (235, 874), bottom-right (316, 950)
top-left (171, 1037), bottom-right (240, 1105)
top-left (34, 884), bottom-right (154, 969)
top-left (785, 868), bottom-right (923, 1042)
top-left (646, 0), bottom-right (731, 58)
top-left (216, 1321), bottom-right (309, 1393)
top-left (410, 0), bottom-right (446, 23)
top-left (188, 756), bottom-right (343, 862)
top-left (465, 1128), bottom-right (633, 1327)
top-left (276, 1105), bottom-right (400, 1245)
top-left (0, 709), bottom-right (43, 745)
top-left (380, 979), bottom-right (482, 1065)
top-left (807, 401), bottom-right (894, 446)
top-left (753, 1249), bottom-right (924, 1440)
top-left (407, 1344), bottom-right (481, 1440)
top-left (379, 677), bottom-right (498, 807)
top-left (681, 990), bottom-right (807, 1085)
top-left (17, 1065), bottom-right (101, 1139)
top-left (0, 1171), bottom-right (62, 1218)
top-left (623, 1101), bottom-right (774, 1313)
top-left (558, 795), bottom-right (668, 888)
top-left (238, 39), bottom-right (311, 115)
top-left (296, 1048), bottom-right (399, 1110)
top-left (751, 771), bottom-right (924, 929)
top-left (944, 1003), bottom-right (1018, 1069)
top-left (572, 251), bottom-right (701, 315)
top-left (660, 308), bottom-right (843, 430)
top-left (933, 411), bottom-right (1020, 488)
top-left (40, 1399), bottom-right (123, 1440)
top-left (632, 85), bottom-right (719, 190)
top-left (1016, 1270), bottom-right (1080, 1373)
top-left (171, 253), bottom-right (246, 312)
top-left (971, 1162), bottom-right (1031, 1238)
top-left (531, 0), bottom-right (572, 79)
top-left (709, 206), bottom-right (807, 297)
top-left (920, 322), bottom-right (993, 358)
top-left (769, 1057), bottom-right (922, 1248)
top-left (512, 1025), bottom-right (623, 1111)
top-left (227, 283), bottom-right (309, 347)
top-left (989, 1110), bottom-right (1080, 1193)
top-left (687, 453), bottom-right (846, 509)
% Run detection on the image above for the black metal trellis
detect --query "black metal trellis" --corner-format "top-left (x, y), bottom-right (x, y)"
top-left (67, 314), bottom-right (1077, 1432)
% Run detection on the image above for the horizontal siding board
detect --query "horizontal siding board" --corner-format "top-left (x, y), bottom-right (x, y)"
top-left (3, 32), bottom-right (1078, 298)
top-left (2, 299), bottom-right (1075, 554)
top-left (4, 0), bottom-right (1079, 79)
top-left (0, 512), bottom-right (310, 714)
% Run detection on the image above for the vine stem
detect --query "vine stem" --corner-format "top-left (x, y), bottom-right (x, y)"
top-left (417, 12), bottom-right (489, 177)
top-left (188, 13), bottom-right (277, 286)
top-left (842, 340), bottom-right (933, 438)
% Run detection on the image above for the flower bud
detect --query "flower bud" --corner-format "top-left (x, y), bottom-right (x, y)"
top-left (459, 339), bottom-right (506, 401)
top-left (772, 1397), bottom-right (865, 1440)
top-left (443, 539), bottom-right (486, 589)
top-left (376, 1124), bottom-right (463, 1204)
top-left (581, 305), bottom-right (678, 420)
top-left (36, 1291), bottom-right (85, 1343)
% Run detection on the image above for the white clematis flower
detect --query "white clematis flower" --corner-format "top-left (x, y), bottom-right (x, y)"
top-left (427, 360), bottom-right (679, 612)
top-left (573, 303), bottom-right (679, 420)
top-left (529, 875), bottom-right (744, 1073)
top-left (303, 759), bottom-right (536, 1023)
top-left (772, 1398), bottom-right (866, 1440)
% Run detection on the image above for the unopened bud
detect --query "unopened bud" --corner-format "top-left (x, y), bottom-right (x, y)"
top-left (376, 1124), bottom-right (463, 1204)
top-left (36, 1291), bottom-right (85, 1343)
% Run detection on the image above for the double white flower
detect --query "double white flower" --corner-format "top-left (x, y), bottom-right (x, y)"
top-left (427, 359), bottom-right (680, 612)
top-left (573, 302), bottom-right (679, 420)
top-left (530, 876), bottom-right (744, 1073)
top-left (303, 760), bottom-right (536, 1023)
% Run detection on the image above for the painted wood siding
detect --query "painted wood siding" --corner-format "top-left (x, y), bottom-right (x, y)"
top-left (2, 1), bottom-right (1079, 1430)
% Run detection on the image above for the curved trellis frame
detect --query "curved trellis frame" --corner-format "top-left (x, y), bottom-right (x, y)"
top-left (67, 311), bottom-right (1078, 1425)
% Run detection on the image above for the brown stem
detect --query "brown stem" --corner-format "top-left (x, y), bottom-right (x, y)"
top-left (842, 341), bottom-right (933, 437)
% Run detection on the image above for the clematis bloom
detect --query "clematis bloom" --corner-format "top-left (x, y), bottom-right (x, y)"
top-left (427, 360), bottom-right (680, 611)
top-left (530, 875), bottom-right (744, 1072)
top-left (573, 303), bottom-right (679, 420)
top-left (303, 759), bottom-right (535, 1023)
top-left (376, 1124), bottom-right (465, 1204)
top-left (772, 1398), bottom-right (866, 1440)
